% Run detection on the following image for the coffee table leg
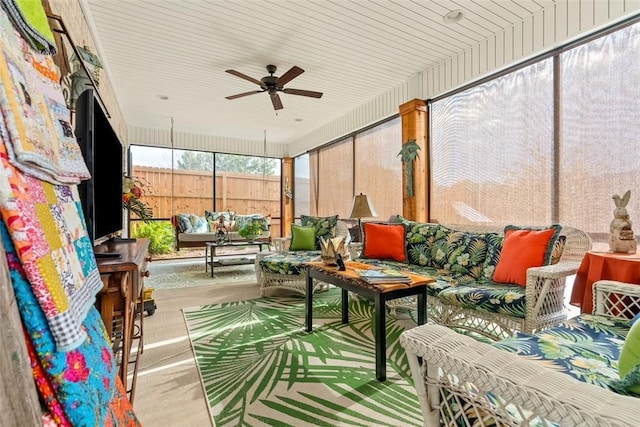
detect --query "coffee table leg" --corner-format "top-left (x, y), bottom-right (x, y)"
top-left (374, 293), bottom-right (386, 381)
top-left (205, 246), bottom-right (208, 273)
top-left (341, 289), bottom-right (349, 323)
top-left (417, 287), bottom-right (426, 325)
top-left (210, 246), bottom-right (215, 278)
top-left (305, 272), bottom-right (313, 332)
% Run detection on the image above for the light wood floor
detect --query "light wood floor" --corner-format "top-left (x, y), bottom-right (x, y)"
top-left (132, 279), bottom-right (261, 426)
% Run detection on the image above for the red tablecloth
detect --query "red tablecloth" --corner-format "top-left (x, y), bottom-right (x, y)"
top-left (570, 251), bottom-right (640, 314)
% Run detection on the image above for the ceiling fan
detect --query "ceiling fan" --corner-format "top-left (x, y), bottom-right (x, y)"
top-left (225, 64), bottom-right (323, 110)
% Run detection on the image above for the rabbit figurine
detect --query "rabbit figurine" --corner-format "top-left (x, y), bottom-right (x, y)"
top-left (609, 189), bottom-right (637, 254)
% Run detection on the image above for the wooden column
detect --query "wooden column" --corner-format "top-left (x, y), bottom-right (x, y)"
top-left (281, 157), bottom-right (294, 237)
top-left (399, 99), bottom-right (429, 222)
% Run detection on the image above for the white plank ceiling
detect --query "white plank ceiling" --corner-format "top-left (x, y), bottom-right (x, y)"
top-left (83, 0), bottom-right (637, 151)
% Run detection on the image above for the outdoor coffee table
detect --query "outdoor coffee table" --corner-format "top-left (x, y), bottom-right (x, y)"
top-left (205, 241), bottom-right (269, 277)
top-left (305, 261), bottom-right (435, 381)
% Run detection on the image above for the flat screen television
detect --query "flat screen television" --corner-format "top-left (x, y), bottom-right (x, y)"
top-left (75, 89), bottom-right (124, 250)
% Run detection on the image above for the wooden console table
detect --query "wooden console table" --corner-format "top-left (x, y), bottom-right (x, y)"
top-left (96, 238), bottom-right (151, 404)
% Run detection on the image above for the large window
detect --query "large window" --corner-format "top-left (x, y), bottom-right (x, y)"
top-left (559, 23), bottom-right (640, 246)
top-left (129, 146), bottom-right (280, 222)
top-left (174, 149), bottom-right (214, 214)
top-left (430, 20), bottom-right (640, 250)
top-left (304, 117), bottom-right (402, 222)
top-left (315, 137), bottom-right (354, 217)
top-left (431, 60), bottom-right (554, 226)
top-left (354, 117), bottom-right (402, 221)
top-left (215, 153), bottom-right (279, 214)
top-left (294, 154), bottom-right (310, 216)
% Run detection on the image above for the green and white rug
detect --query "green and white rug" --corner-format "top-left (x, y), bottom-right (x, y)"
top-left (183, 289), bottom-right (422, 426)
top-left (145, 259), bottom-right (257, 290)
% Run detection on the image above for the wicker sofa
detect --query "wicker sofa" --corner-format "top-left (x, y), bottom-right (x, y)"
top-left (171, 212), bottom-right (271, 250)
top-left (353, 219), bottom-right (591, 340)
top-left (400, 280), bottom-right (640, 426)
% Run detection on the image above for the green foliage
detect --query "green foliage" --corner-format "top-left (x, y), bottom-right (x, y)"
top-left (175, 151), bottom-right (213, 171)
top-left (130, 220), bottom-right (175, 255)
top-left (216, 153), bottom-right (277, 175)
top-left (174, 151), bottom-right (277, 175)
top-left (238, 218), bottom-right (265, 238)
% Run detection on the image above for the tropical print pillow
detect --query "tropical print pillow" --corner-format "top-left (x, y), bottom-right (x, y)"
top-left (187, 214), bottom-right (208, 233)
top-left (175, 213), bottom-right (209, 233)
top-left (234, 214), bottom-right (271, 236)
top-left (300, 215), bottom-right (339, 249)
top-left (204, 210), bottom-right (235, 223)
top-left (175, 213), bottom-right (193, 233)
top-left (401, 220), bottom-right (448, 266)
top-left (481, 232), bottom-right (504, 280)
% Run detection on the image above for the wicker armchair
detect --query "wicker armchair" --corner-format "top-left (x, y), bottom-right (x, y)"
top-left (257, 220), bottom-right (350, 296)
top-left (400, 280), bottom-right (640, 427)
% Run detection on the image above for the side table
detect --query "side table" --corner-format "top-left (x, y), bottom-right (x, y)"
top-left (570, 250), bottom-right (640, 314)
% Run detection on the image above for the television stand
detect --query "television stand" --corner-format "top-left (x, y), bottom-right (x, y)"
top-left (110, 237), bottom-right (136, 243)
top-left (94, 251), bottom-right (122, 259)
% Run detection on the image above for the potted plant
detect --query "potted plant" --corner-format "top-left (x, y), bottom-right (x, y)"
top-left (238, 218), bottom-right (265, 241)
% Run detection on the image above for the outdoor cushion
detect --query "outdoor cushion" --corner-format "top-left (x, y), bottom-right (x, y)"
top-left (175, 213), bottom-right (194, 233)
top-left (493, 225), bottom-right (562, 286)
top-left (397, 217), bottom-right (446, 266)
top-left (260, 251), bottom-right (321, 276)
top-left (493, 314), bottom-right (628, 389)
top-left (289, 225), bottom-right (316, 251)
top-left (205, 210), bottom-right (236, 232)
top-left (176, 213), bottom-right (208, 233)
top-left (436, 282), bottom-right (527, 319)
top-left (204, 210), bottom-right (235, 223)
top-left (300, 215), bottom-right (339, 249)
top-left (362, 222), bottom-right (406, 262)
top-left (618, 319), bottom-right (640, 394)
top-left (234, 214), bottom-right (271, 236)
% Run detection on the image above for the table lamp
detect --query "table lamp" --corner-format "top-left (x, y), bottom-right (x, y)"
top-left (348, 193), bottom-right (377, 242)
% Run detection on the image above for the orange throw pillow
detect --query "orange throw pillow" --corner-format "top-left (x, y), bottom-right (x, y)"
top-left (493, 226), bottom-right (560, 286)
top-left (363, 223), bottom-right (406, 262)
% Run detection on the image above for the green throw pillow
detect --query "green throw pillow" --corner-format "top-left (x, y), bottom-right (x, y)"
top-left (615, 318), bottom-right (640, 395)
top-left (289, 225), bottom-right (316, 251)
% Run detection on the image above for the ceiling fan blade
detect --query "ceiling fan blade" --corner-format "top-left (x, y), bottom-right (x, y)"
top-left (283, 88), bottom-right (323, 98)
top-left (225, 69), bottom-right (264, 87)
top-left (276, 66), bottom-right (304, 86)
top-left (225, 90), bottom-right (263, 100)
top-left (270, 92), bottom-right (283, 110)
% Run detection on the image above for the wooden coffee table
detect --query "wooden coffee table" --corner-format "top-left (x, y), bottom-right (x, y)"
top-left (305, 261), bottom-right (435, 381)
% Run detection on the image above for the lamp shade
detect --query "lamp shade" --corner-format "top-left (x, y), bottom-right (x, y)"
top-left (348, 193), bottom-right (378, 219)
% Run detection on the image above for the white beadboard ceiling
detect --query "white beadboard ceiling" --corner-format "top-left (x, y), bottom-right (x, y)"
top-left (83, 0), bottom-right (638, 154)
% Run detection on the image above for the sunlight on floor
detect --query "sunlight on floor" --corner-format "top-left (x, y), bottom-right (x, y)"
top-left (135, 358), bottom-right (195, 378)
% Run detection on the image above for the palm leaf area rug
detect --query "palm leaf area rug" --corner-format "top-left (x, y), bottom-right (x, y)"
top-left (183, 288), bottom-right (423, 426)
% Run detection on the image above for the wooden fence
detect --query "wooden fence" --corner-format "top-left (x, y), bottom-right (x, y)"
top-left (132, 166), bottom-right (282, 235)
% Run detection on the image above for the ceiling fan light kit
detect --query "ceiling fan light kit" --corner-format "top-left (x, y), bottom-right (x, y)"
top-left (225, 65), bottom-right (323, 110)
